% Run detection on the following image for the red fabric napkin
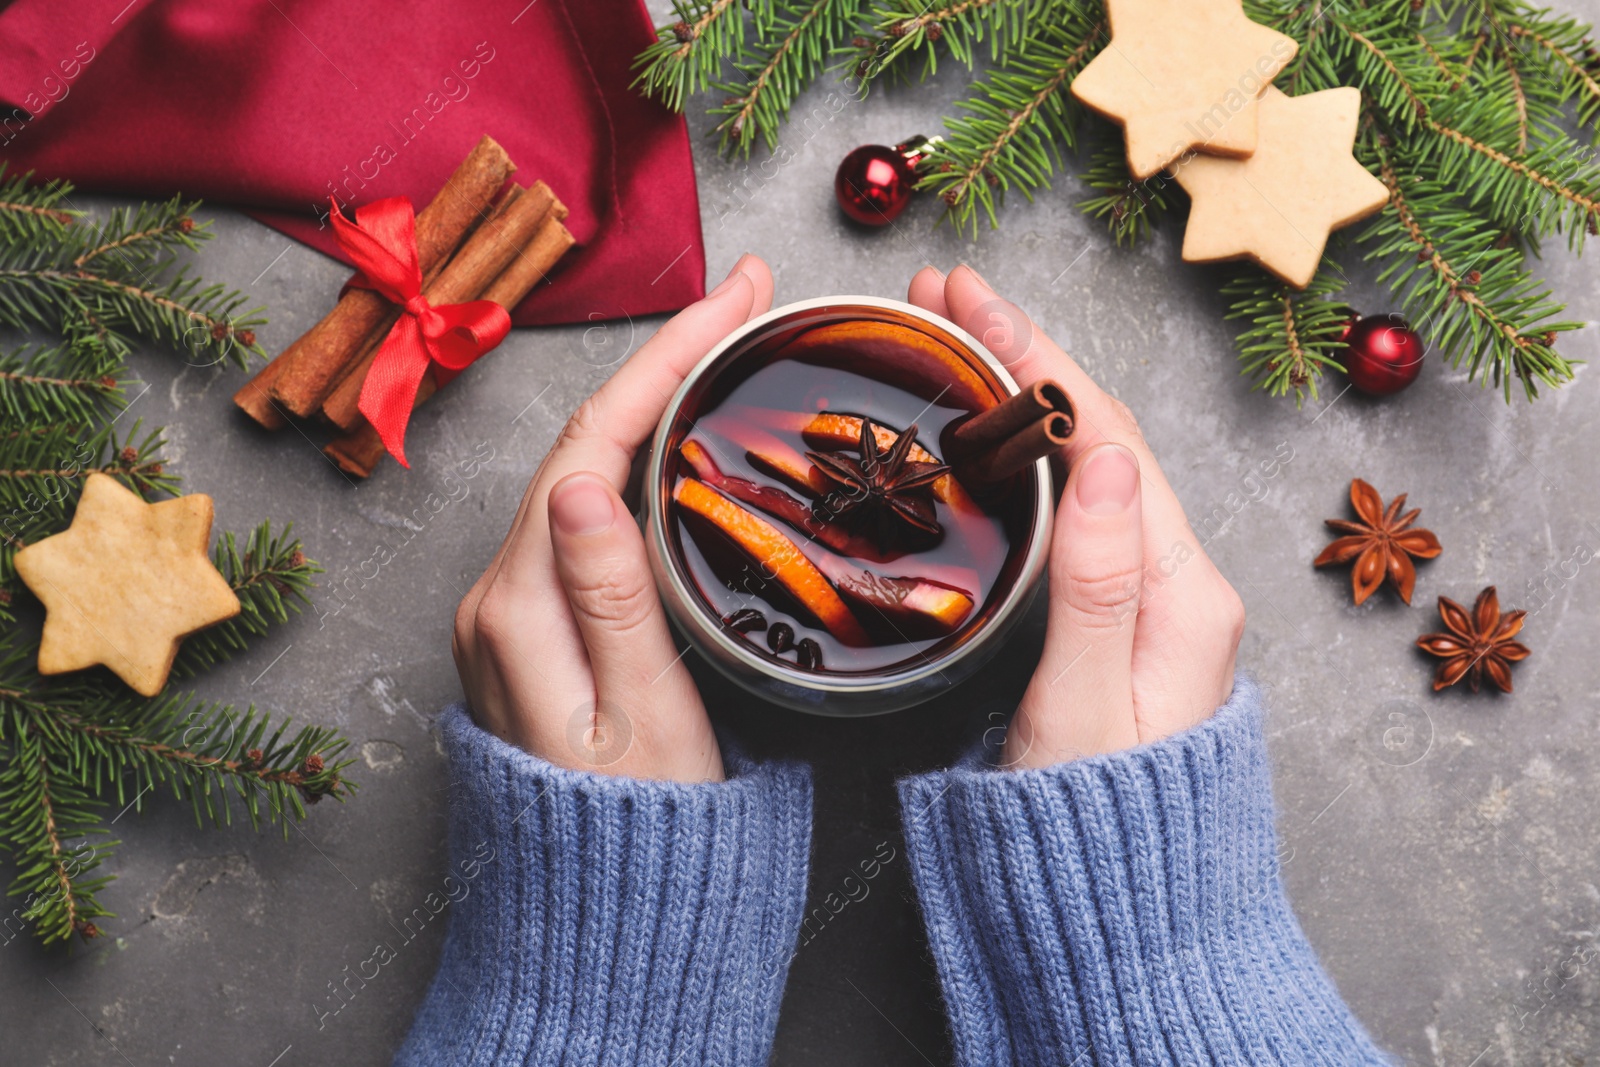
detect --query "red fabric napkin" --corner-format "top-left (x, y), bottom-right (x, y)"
top-left (0, 0), bottom-right (706, 326)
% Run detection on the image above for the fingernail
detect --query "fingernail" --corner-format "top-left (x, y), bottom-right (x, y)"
top-left (707, 256), bottom-right (751, 298)
top-left (958, 263), bottom-right (993, 291)
top-left (1075, 445), bottom-right (1139, 516)
top-left (923, 264), bottom-right (946, 279)
top-left (551, 475), bottom-right (616, 536)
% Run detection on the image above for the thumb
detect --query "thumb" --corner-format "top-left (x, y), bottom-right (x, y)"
top-left (548, 473), bottom-right (719, 781)
top-left (1007, 443), bottom-right (1144, 767)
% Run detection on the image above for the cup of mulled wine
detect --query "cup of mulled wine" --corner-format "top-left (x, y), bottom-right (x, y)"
top-left (645, 297), bottom-right (1059, 716)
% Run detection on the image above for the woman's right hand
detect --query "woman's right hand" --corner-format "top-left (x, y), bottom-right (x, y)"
top-left (451, 255), bottom-right (776, 783)
top-left (907, 265), bottom-right (1247, 768)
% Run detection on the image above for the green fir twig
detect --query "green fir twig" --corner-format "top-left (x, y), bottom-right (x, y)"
top-left (918, 13), bottom-right (1105, 234)
top-left (713, 0), bottom-right (864, 154)
top-left (0, 177), bottom-right (265, 367)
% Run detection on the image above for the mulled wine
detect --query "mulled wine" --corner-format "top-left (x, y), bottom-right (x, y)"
top-left (657, 310), bottom-right (1065, 680)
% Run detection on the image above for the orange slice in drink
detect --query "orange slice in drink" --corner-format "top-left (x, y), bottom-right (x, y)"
top-left (778, 321), bottom-right (995, 412)
top-left (680, 439), bottom-right (894, 562)
top-left (698, 413), bottom-right (829, 497)
top-left (813, 554), bottom-right (976, 637)
top-left (674, 477), bottom-right (870, 646)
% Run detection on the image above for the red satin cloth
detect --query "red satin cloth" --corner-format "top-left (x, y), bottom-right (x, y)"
top-left (330, 197), bottom-right (510, 467)
top-left (0, 0), bottom-right (706, 327)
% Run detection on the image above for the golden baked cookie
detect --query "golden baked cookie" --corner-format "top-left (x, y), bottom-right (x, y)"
top-left (14, 473), bottom-right (241, 697)
top-left (1071, 0), bottom-right (1299, 179)
top-left (1174, 86), bottom-right (1391, 288)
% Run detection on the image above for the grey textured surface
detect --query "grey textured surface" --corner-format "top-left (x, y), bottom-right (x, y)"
top-left (7, 7), bottom-right (1600, 1065)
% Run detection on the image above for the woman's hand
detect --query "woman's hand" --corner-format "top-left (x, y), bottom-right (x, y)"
top-left (452, 254), bottom-right (776, 783)
top-left (908, 265), bottom-right (1245, 767)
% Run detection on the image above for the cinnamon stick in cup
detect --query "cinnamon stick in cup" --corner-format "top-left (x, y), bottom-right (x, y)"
top-left (233, 136), bottom-right (515, 426)
top-left (954, 411), bottom-right (1073, 488)
top-left (320, 181), bottom-right (563, 431)
top-left (942, 379), bottom-right (1074, 463)
top-left (324, 212), bottom-right (576, 478)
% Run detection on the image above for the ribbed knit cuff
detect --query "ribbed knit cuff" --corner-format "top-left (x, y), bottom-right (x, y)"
top-left (393, 704), bottom-right (812, 1067)
top-left (898, 677), bottom-right (1391, 1067)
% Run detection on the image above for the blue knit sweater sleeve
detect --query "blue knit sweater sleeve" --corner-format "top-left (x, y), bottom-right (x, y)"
top-left (897, 677), bottom-right (1391, 1066)
top-left (393, 704), bottom-right (812, 1067)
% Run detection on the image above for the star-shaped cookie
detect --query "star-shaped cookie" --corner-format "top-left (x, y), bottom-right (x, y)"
top-left (14, 473), bottom-right (240, 697)
top-left (1071, 0), bottom-right (1299, 179)
top-left (1174, 86), bottom-right (1391, 288)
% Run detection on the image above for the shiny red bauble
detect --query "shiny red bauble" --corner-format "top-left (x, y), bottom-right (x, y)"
top-left (835, 143), bottom-right (917, 226)
top-left (1342, 314), bottom-right (1425, 396)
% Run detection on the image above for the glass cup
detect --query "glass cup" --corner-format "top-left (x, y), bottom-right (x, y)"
top-left (645, 297), bottom-right (1053, 716)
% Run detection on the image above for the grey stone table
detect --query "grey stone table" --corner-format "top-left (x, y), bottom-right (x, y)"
top-left (6, 10), bottom-right (1600, 1064)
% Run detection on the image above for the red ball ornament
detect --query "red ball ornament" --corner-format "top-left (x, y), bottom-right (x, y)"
top-left (834, 138), bottom-right (935, 227)
top-left (1342, 313), bottom-right (1425, 396)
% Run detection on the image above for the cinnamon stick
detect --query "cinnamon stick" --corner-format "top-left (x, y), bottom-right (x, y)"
top-left (325, 212), bottom-right (576, 478)
top-left (233, 136), bottom-right (515, 425)
top-left (943, 379), bottom-right (1074, 463)
top-left (320, 181), bottom-right (561, 431)
top-left (954, 411), bottom-right (1072, 488)
top-left (232, 352), bottom-right (290, 429)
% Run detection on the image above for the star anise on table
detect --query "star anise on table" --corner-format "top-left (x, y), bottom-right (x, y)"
top-left (806, 419), bottom-right (948, 546)
top-left (1416, 586), bottom-right (1530, 693)
top-left (1313, 478), bottom-right (1442, 604)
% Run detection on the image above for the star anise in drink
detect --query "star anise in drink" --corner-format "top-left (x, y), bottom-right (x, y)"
top-left (1313, 478), bottom-right (1442, 604)
top-left (1415, 586), bottom-right (1530, 693)
top-left (806, 419), bottom-right (948, 548)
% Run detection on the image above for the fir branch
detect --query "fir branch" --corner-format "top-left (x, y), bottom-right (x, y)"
top-left (171, 524), bottom-right (321, 678)
top-left (0, 188), bottom-right (264, 367)
top-left (1507, 21), bottom-right (1600, 131)
top-left (633, 0), bottom-right (755, 113)
top-left (854, 0), bottom-right (1038, 80)
top-left (1224, 260), bottom-right (1352, 404)
top-left (1077, 139), bottom-right (1175, 246)
top-left (0, 340), bottom-right (123, 427)
top-left (73, 213), bottom-right (198, 270)
top-left (1, 631), bottom-right (353, 941)
top-left (1461, 28), bottom-right (1490, 81)
top-left (0, 715), bottom-right (114, 944)
top-left (0, 166), bottom-right (78, 247)
top-left (713, 0), bottom-right (863, 154)
top-left (1342, 23), bottom-right (1600, 245)
top-left (0, 269), bottom-right (264, 364)
top-left (1417, 32), bottom-right (1466, 88)
top-left (1503, 45), bottom-right (1530, 154)
top-left (918, 15), bottom-right (1104, 234)
top-left (2, 669), bottom-right (354, 835)
top-left (0, 423), bottom-right (175, 522)
top-left (1365, 147), bottom-right (1579, 397)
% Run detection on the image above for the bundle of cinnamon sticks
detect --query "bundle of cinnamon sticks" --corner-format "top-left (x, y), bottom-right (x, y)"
top-left (234, 135), bottom-right (574, 478)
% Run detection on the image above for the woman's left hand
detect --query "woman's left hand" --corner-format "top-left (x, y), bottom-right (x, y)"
top-left (907, 265), bottom-right (1245, 767)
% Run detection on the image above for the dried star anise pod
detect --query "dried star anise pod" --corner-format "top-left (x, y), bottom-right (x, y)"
top-left (1313, 478), bottom-right (1441, 604)
top-left (1416, 586), bottom-right (1530, 693)
top-left (806, 419), bottom-right (948, 546)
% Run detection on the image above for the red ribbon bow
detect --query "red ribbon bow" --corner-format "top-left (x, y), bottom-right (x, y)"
top-left (328, 197), bottom-right (510, 468)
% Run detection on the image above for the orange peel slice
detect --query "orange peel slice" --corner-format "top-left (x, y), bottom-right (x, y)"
top-left (779, 320), bottom-right (994, 412)
top-left (674, 477), bottom-right (869, 646)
